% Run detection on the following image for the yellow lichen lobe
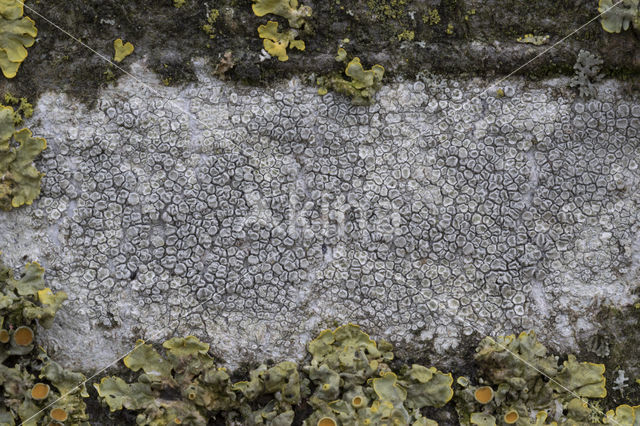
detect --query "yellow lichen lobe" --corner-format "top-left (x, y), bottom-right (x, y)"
top-left (113, 38), bottom-right (134, 62)
top-left (257, 21), bottom-right (304, 61)
top-left (252, 0), bottom-right (312, 29)
top-left (0, 0), bottom-right (38, 78)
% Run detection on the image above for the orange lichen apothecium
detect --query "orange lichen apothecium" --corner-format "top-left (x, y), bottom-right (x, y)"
top-left (474, 386), bottom-right (494, 404)
top-left (317, 417), bottom-right (337, 426)
top-left (14, 325), bottom-right (34, 346)
top-left (504, 410), bottom-right (519, 424)
top-left (50, 408), bottom-right (68, 422)
top-left (31, 383), bottom-right (50, 400)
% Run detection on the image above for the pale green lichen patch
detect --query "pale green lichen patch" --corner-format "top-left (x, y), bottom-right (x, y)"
top-left (0, 105), bottom-right (46, 211)
top-left (303, 324), bottom-right (451, 425)
top-left (455, 331), bottom-right (608, 425)
top-left (92, 324), bottom-right (454, 425)
top-left (2, 93), bottom-right (32, 125)
top-left (317, 55), bottom-right (385, 105)
top-left (0, 257), bottom-right (67, 355)
top-left (423, 8), bottom-right (441, 25)
top-left (599, 0), bottom-right (639, 33)
top-left (366, 0), bottom-right (408, 21)
top-left (124, 340), bottom-right (173, 378)
top-left (252, 0), bottom-right (312, 29)
top-left (604, 404), bottom-right (640, 424)
top-left (95, 335), bottom-right (235, 423)
top-left (397, 29), bottom-right (415, 41)
top-left (0, 255), bottom-right (85, 425)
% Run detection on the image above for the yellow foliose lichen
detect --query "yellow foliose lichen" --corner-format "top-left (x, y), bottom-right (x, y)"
top-left (252, 0), bottom-right (312, 29)
top-left (113, 38), bottom-right (134, 62)
top-left (257, 20), bottom-right (305, 61)
top-left (0, 105), bottom-right (46, 210)
top-left (316, 53), bottom-right (385, 105)
top-left (0, 0), bottom-right (37, 78)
